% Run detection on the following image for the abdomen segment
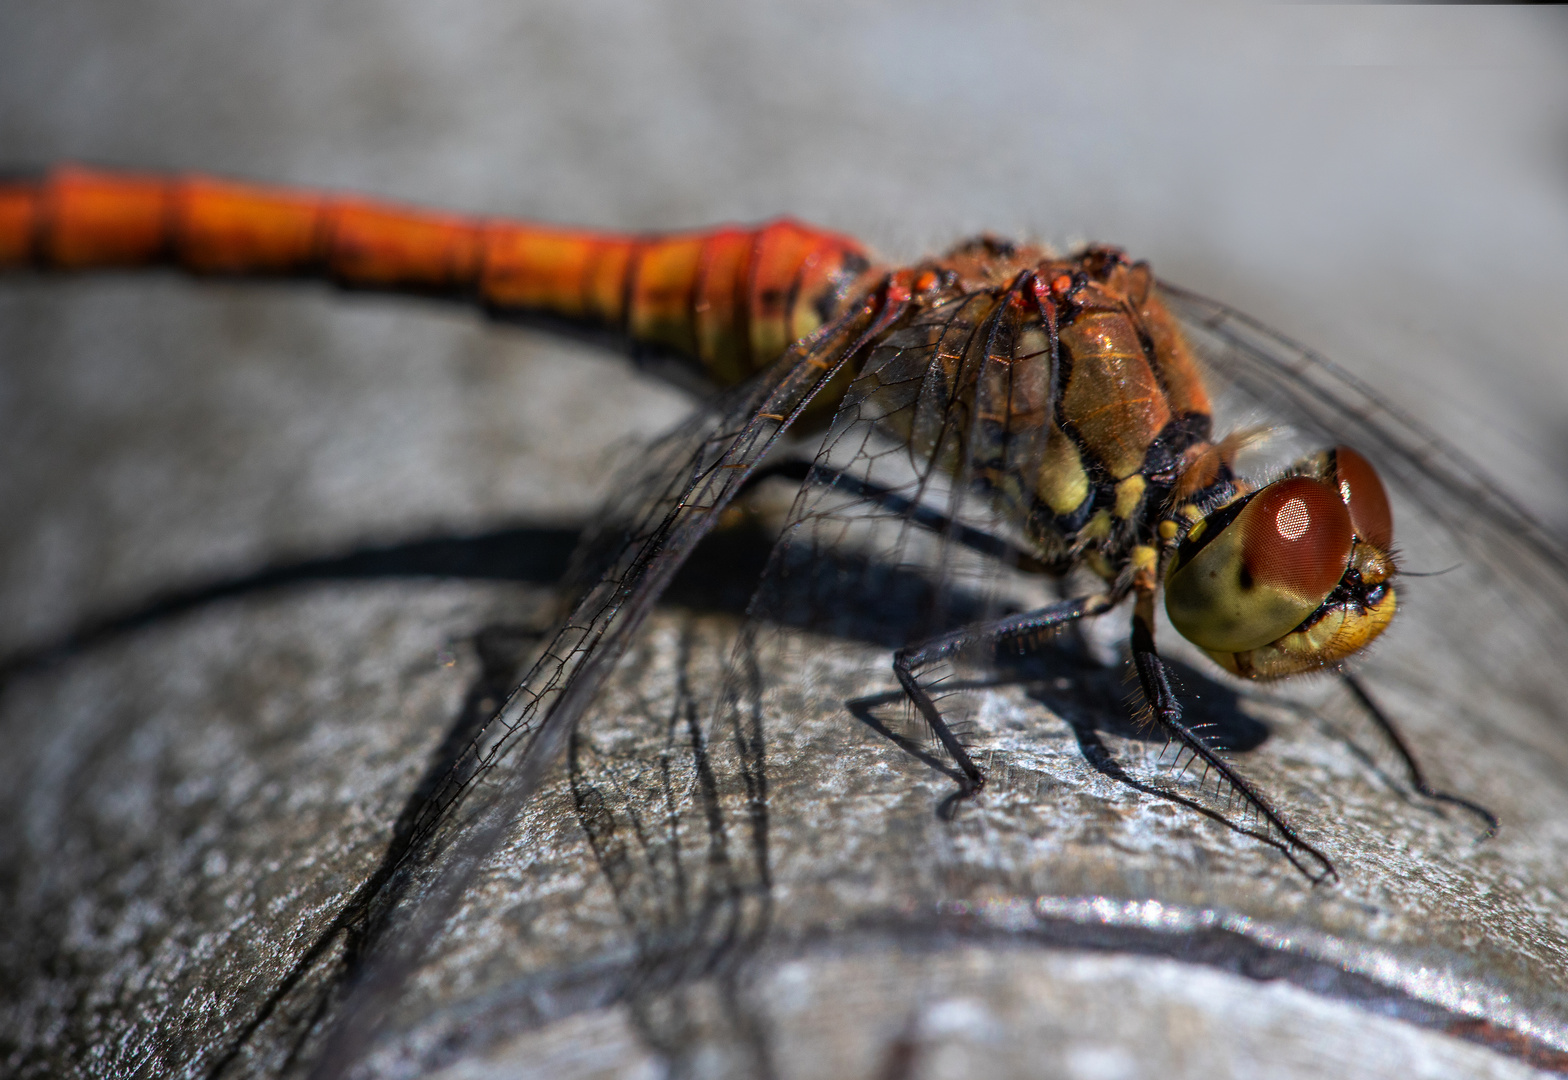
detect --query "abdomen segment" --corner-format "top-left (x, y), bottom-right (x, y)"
top-left (0, 165), bottom-right (878, 385)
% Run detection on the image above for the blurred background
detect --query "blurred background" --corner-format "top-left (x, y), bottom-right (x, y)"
top-left (0, 1), bottom-right (1564, 655)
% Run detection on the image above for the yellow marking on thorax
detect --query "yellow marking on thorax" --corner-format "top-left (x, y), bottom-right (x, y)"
top-left (1131, 543), bottom-right (1159, 592)
top-left (1082, 509), bottom-right (1113, 542)
top-left (1034, 425), bottom-right (1090, 517)
top-left (1113, 475), bottom-right (1146, 520)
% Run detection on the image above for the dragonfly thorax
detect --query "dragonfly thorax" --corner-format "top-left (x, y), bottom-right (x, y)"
top-left (830, 239), bottom-right (1401, 681)
top-left (845, 242), bottom-right (1220, 572)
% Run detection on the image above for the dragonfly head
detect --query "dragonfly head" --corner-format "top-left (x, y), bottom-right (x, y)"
top-left (1163, 445), bottom-right (1397, 679)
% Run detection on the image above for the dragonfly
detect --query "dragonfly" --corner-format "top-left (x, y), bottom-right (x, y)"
top-left (3, 164), bottom-right (1558, 884)
top-left (12, 164), bottom-right (1568, 1077)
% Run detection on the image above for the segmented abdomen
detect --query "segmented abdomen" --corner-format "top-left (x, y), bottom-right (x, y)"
top-left (0, 166), bottom-right (878, 386)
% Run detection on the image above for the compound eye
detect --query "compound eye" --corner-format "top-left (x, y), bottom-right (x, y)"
top-left (1333, 446), bottom-right (1393, 549)
top-left (1241, 477), bottom-right (1356, 600)
top-left (1165, 477), bottom-right (1354, 654)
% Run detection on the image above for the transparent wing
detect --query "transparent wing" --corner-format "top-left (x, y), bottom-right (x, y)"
top-left (312, 287), bottom-right (904, 1074)
top-left (1161, 283), bottom-right (1568, 784)
top-left (714, 280), bottom-right (1076, 792)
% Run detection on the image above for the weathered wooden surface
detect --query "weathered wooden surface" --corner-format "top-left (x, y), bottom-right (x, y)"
top-left (10, 585), bottom-right (1568, 1079)
top-left (4, 4), bottom-right (1568, 1079)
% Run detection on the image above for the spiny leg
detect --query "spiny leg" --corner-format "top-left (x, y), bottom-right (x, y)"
top-left (852, 594), bottom-right (1115, 819)
top-left (1340, 671), bottom-right (1498, 840)
top-left (1129, 595), bottom-right (1337, 883)
top-left (847, 688), bottom-right (977, 802)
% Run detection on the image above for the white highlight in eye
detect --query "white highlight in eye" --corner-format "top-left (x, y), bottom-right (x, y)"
top-left (1339, 479), bottom-right (1352, 504)
top-left (1276, 498), bottom-right (1310, 540)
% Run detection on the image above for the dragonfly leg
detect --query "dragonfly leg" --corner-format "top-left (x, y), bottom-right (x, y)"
top-left (1129, 594), bottom-right (1337, 882)
top-left (851, 594), bottom-right (1114, 819)
top-left (1340, 671), bottom-right (1498, 840)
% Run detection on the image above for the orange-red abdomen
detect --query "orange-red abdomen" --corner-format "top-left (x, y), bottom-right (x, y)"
top-left (0, 166), bottom-right (878, 387)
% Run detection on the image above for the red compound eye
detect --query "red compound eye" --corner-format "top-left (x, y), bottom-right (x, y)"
top-left (1240, 477), bottom-right (1354, 601)
top-left (1333, 445), bottom-right (1393, 549)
